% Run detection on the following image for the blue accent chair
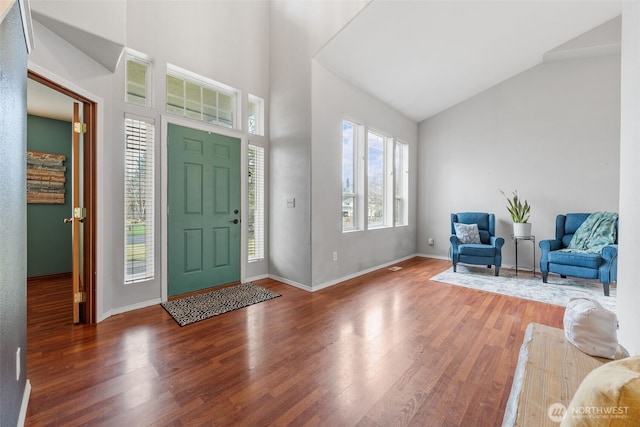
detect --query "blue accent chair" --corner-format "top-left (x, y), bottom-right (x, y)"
top-left (539, 213), bottom-right (618, 296)
top-left (450, 212), bottom-right (505, 276)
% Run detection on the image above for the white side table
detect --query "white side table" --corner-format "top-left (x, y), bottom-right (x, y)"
top-left (512, 235), bottom-right (535, 277)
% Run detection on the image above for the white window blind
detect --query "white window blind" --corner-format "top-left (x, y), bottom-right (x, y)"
top-left (125, 115), bottom-right (155, 283)
top-left (248, 144), bottom-right (265, 261)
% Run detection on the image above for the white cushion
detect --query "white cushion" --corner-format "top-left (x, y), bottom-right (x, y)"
top-left (564, 297), bottom-right (618, 359)
top-left (454, 222), bottom-right (481, 244)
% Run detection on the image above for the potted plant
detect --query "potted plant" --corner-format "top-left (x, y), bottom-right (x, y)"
top-left (501, 190), bottom-right (531, 237)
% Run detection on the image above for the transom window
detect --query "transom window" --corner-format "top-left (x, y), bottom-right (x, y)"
top-left (248, 94), bottom-right (264, 136)
top-left (125, 51), bottom-right (152, 107)
top-left (166, 65), bottom-right (239, 129)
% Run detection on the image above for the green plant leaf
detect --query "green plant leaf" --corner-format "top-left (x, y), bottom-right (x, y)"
top-left (500, 189), bottom-right (531, 223)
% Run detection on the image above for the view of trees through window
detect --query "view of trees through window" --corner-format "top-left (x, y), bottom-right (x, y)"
top-left (342, 119), bottom-right (408, 231)
top-left (125, 117), bottom-right (154, 283)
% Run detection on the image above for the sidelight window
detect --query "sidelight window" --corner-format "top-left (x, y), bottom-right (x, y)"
top-left (124, 115), bottom-right (155, 283)
top-left (248, 144), bottom-right (265, 261)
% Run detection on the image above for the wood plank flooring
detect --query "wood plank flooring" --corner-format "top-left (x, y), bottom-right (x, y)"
top-left (26, 257), bottom-right (564, 426)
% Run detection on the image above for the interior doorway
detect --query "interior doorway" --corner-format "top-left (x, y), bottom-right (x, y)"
top-left (27, 70), bottom-right (97, 324)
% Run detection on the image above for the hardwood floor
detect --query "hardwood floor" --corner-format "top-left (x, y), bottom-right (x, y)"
top-left (26, 257), bottom-right (564, 426)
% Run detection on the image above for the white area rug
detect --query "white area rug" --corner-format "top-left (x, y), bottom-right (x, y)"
top-left (431, 265), bottom-right (616, 313)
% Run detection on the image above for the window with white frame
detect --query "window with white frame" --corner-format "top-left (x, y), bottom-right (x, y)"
top-left (125, 115), bottom-right (155, 283)
top-left (342, 120), bottom-right (359, 231)
top-left (367, 130), bottom-right (388, 228)
top-left (125, 52), bottom-right (152, 107)
top-left (394, 141), bottom-right (409, 226)
top-left (248, 94), bottom-right (264, 136)
top-left (166, 65), bottom-right (239, 129)
top-left (248, 144), bottom-right (265, 261)
top-left (343, 119), bottom-right (408, 231)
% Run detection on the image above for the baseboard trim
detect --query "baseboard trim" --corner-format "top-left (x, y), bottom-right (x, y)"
top-left (99, 298), bottom-right (161, 322)
top-left (311, 254), bottom-right (418, 292)
top-left (96, 254), bottom-right (462, 319)
top-left (268, 275), bottom-right (311, 292)
top-left (271, 254), bottom-right (422, 293)
top-left (416, 253), bottom-right (449, 261)
top-left (18, 379), bottom-right (31, 427)
top-left (244, 273), bottom-right (270, 283)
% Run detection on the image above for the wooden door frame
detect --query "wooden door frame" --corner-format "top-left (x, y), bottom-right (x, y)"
top-left (28, 70), bottom-right (97, 324)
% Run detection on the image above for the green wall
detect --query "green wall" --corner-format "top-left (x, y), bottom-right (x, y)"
top-left (27, 115), bottom-right (72, 277)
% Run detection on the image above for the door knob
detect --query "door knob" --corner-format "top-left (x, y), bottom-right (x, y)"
top-left (229, 219), bottom-right (239, 224)
top-left (64, 218), bottom-right (73, 224)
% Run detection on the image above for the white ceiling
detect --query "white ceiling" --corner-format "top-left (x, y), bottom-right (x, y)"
top-left (27, 78), bottom-right (75, 122)
top-left (315, 0), bottom-right (623, 123)
top-left (28, 1), bottom-right (622, 124)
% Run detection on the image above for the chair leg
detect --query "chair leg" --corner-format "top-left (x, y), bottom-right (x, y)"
top-left (453, 262), bottom-right (457, 272)
top-left (495, 266), bottom-right (500, 276)
top-left (542, 272), bottom-right (548, 283)
top-left (603, 283), bottom-right (610, 297)
top-left (561, 275), bottom-right (566, 278)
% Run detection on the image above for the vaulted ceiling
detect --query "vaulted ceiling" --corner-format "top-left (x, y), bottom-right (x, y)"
top-left (28, 1), bottom-right (623, 124)
top-left (315, 0), bottom-right (622, 122)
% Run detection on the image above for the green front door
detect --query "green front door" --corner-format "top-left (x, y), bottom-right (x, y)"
top-left (168, 124), bottom-right (241, 297)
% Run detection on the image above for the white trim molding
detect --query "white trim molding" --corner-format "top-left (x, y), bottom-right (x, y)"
top-left (19, 0), bottom-right (33, 53)
top-left (17, 379), bottom-right (31, 427)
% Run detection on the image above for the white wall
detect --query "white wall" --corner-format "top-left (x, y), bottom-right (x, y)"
top-left (28, 0), bottom-right (270, 319)
top-left (269, 0), bottom-right (368, 287)
top-left (31, 0), bottom-right (126, 46)
top-left (29, 19), bottom-right (121, 318)
top-left (618, 2), bottom-right (640, 356)
top-left (417, 51), bottom-right (621, 273)
top-left (310, 62), bottom-right (417, 288)
top-left (125, 0), bottom-right (270, 285)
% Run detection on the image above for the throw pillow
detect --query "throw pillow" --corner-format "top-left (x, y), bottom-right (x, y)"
top-left (454, 223), bottom-right (481, 244)
top-left (564, 297), bottom-right (618, 359)
top-left (561, 356), bottom-right (640, 427)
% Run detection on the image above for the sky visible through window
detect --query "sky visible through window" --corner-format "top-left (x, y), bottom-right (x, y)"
top-left (368, 131), bottom-right (385, 226)
top-left (342, 121), bottom-right (354, 193)
top-left (368, 132), bottom-right (384, 180)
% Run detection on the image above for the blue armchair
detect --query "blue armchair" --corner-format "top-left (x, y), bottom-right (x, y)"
top-left (450, 212), bottom-right (505, 276)
top-left (539, 213), bottom-right (618, 296)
